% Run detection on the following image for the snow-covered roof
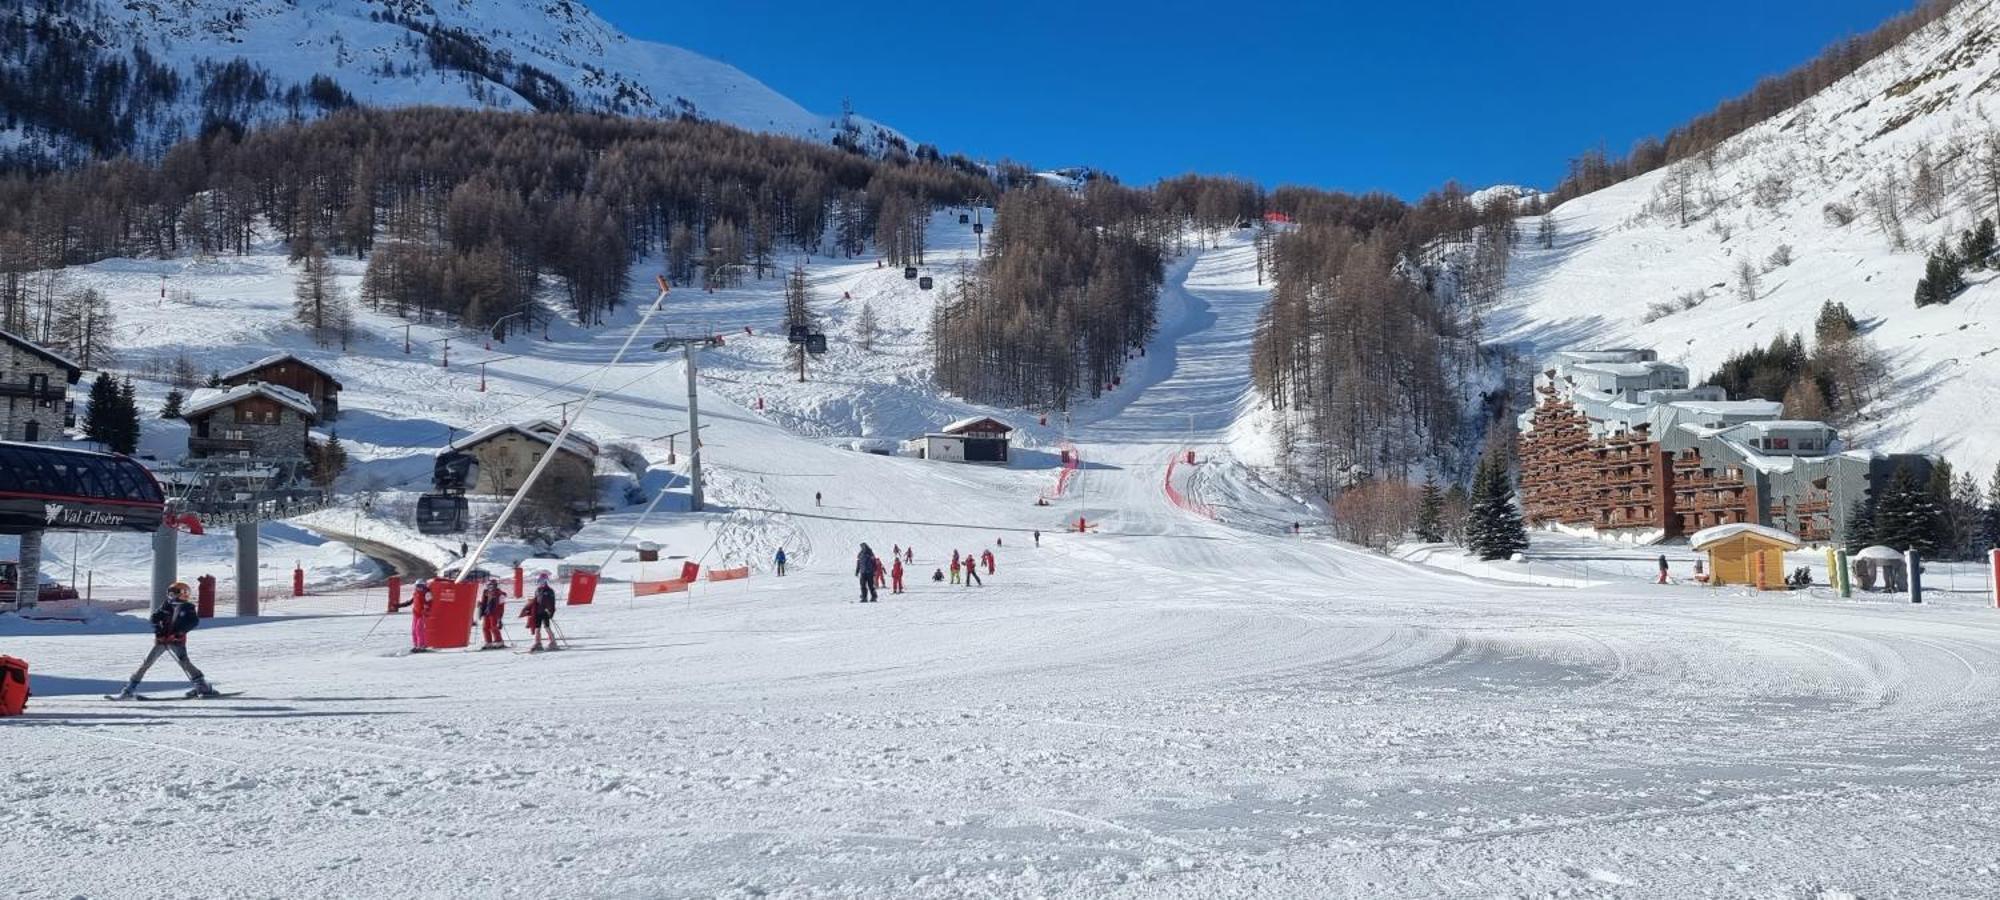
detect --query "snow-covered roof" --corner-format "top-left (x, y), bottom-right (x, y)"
top-left (181, 382), bottom-right (318, 420)
top-left (522, 419), bottom-right (600, 454)
top-left (1667, 399), bottom-right (1786, 417)
top-left (1855, 546), bottom-right (1907, 561)
top-left (1689, 523), bottom-right (1802, 550)
top-left (0, 329), bottom-right (81, 379)
top-left (941, 416), bottom-right (1013, 435)
top-left (448, 422), bottom-right (598, 459)
top-left (1726, 420), bottom-right (1836, 434)
top-left (1572, 360), bottom-right (1678, 378)
top-left (219, 353), bottom-right (343, 389)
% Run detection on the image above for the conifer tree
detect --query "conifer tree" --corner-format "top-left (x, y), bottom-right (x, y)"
top-left (1844, 497), bottom-right (1878, 553)
top-left (854, 301), bottom-right (878, 352)
top-left (113, 376), bottom-right (140, 454)
top-left (160, 389), bottom-right (184, 419)
top-left (1984, 462), bottom-right (2000, 552)
top-left (83, 373), bottom-right (117, 447)
top-left (1873, 463), bottom-right (1943, 555)
top-left (1466, 452), bottom-right (1528, 560)
top-left (1413, 476), bottom-right (1444, 543)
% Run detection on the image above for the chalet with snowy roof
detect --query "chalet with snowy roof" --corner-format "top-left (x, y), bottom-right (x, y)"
top-left (0, 330), bottom-right (80, 443)
top-left (911, 416), bottom-right (1013, 464)
top-left (447, 422), bottom-right (599, 495)
top-left (180, 383), bottom-right (318, 463)
top-left (1517, 348), bottom-right (1929, 546)
top-left (218, 353), bottom-right (343, 421)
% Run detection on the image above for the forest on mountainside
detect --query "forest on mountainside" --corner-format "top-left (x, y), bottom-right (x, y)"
top-left (0, 108), bottom-right (992, 345)
top-left (1549, 0), bottom-right (1961, 204)
top-left (1252, 183), bottom-right (1527, 493)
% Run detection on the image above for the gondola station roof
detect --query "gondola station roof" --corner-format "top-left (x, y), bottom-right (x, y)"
top-left (0, 441), bottom-right (166, 535)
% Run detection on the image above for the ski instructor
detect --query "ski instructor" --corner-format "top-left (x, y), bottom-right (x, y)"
top-left (113, 581), bottom-right (221, 700)
top-left (855, 543), bottom-right (881, 603)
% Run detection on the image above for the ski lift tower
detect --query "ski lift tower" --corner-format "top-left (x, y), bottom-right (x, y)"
top-left (652, 328), bottom-right (727, 512)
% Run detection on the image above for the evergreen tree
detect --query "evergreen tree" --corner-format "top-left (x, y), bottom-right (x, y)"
top-left (1843, 496), bottom-right (1877, 553)
top-left (1984, 462), bottom-right (2000, 552)
top-left (1961, 218), bottom-right (1997, 269)
top-left (83, 373), bottom-right (117, 447)
top-left (1873, 462), bottom-right (1943, 555)
top-left (112, 376), bottom-right (140, 454)
top-left (854, 300), bottom-right (879, 352)
top-left (1413, 476), bottom-right (1445, 543)
top-left (1443, 483), bottom-right (1471, 546)
top-left (1466, 451), bottom-right (1528, 560)
top-left (1950, 468), bottom-right (1984, 560)
top-left (160, 389), bottom-right (184, 419)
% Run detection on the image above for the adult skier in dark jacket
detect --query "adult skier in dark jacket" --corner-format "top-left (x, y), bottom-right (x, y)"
top-left (526, 573), bottom-right (560, 651)
top-left (855, 544), bottom-right (880, 603)
top-left (114, 582), bottom-right (218, 699)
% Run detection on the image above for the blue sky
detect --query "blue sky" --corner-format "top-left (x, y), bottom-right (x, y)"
top-left (594, 0), bottom-right (1917, 197)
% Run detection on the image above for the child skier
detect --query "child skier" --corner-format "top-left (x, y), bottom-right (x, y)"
top-left (1033, 530), bottom-right (1041, 548)
top-left (932, 568), bottom-right (945, 583)
top-left (526, 573), bottom-right (559, 651)
top-left (855, 544), bottom-right (881, 603)
top-left (982, 549), bottom-right (996, 575)
top-left (962, 551), bottom-right (982, 587)
top-left (949, 556), bottom-right (961, 585)
top-left (774, 547), bottom-right (788, 576)
top-left (401, 581), bottom-right (433, 652)
top-left (890, 556), bottom-right (905, 594)
top-left (114, 582), bottom-right (219, 700)
top-left (478, 578), bottom-right (507, 649)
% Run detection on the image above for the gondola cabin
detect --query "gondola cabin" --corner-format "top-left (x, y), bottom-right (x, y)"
top-left (918, 276), bottom-right (934, 290)
top-left (904, 266), bottom-right (919, 280)
top-left (415, 494), bottom-right (470, 535)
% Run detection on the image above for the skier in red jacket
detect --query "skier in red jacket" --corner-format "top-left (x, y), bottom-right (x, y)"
top-left (982, 549), bottom-right (995, 575)
top-left (890, 557), bottom-right (905, 594)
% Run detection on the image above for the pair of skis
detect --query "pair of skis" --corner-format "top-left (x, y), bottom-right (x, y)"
top-left (105, 690), bottom-right (247, 702)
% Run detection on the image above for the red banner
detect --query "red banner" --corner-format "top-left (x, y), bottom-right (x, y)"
top-left (707, 566), bottom-right (750, 582)
top-left (424, 581), bottom-right (478, 650)
top-left (680, 561), bottom-right (701, 583)
top-left (567, 571), bottom-right (599, 606)
top-left (634, 579), bottom-right (689, 596)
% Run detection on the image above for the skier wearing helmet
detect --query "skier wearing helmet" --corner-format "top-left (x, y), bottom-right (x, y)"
top-left (112, 582), bottom-right (218, 700)
top-left (525, 572), bottom-right (560, 651)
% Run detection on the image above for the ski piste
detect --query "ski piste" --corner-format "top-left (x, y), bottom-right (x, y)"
top-left (104, 691), bottom-right (247, 702)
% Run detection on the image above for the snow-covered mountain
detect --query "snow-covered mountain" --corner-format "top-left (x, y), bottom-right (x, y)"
top-left (0, 0), bottom-right (901, 166)
top-left (1497, 0), bottom-right (2000, 477)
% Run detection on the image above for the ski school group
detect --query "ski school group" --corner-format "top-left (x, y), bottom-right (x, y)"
top-left (105, 531), bottom-right (1040, 701)
top-left (843, 537), bottom-right (1017, 603)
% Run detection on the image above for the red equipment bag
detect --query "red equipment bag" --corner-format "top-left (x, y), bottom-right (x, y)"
top-left (0, 655), bottom-right (30, 716)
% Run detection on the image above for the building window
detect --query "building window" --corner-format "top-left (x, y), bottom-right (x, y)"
top-left (1771, 437), bottom-right (1790, 450)
top-left (22, 420), bottom-right (38, 442)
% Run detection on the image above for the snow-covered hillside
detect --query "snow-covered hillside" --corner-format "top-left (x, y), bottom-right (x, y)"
top-left (1497, 0), bottom-right (2000, 476)
top-left (10, 208), bottom-right (2000, 896)
top-left (3, 0), bottom-right (900, 164)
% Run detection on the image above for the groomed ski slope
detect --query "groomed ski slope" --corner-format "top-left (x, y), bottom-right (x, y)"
top-left (9, 230), bottom-right (2000, 898)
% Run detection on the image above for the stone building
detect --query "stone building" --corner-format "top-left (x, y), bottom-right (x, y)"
top-left (218, 353), bottom-right (343, 421)
top-left (180, 382), bottom-right (318, 463)
top-left (0, 330), bottom-right (80, 443)
top-left (446, 421), bottom-right (598, 497)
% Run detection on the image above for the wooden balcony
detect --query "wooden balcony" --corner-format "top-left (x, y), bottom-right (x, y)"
top-left (189, 436), bottom-right (256, 454)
